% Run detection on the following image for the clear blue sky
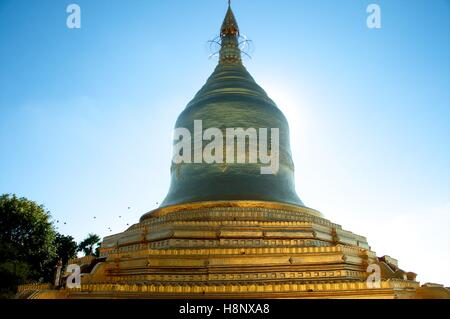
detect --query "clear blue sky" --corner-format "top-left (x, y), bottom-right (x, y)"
top-left (0, 0), bottom-right (449, 285)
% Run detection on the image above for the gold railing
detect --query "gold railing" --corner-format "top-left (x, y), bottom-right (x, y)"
top-left (17, 283), bottom-right (53, 292)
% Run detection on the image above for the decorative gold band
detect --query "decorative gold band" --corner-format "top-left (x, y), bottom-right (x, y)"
top-left (141, 200), bottom-right (323, 221)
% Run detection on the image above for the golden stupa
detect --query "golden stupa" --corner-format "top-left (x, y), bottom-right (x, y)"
top-left (18, 3), bottom-right (449, 299)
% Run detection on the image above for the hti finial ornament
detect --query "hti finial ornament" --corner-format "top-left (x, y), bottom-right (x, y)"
top-left (207, 0), bottom-right (253, 62)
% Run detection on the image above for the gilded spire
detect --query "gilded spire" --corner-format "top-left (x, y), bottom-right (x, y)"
top-left (219, 2), bottom-right (242, 64)
top-left (221, 2), bottom-right (239, 37)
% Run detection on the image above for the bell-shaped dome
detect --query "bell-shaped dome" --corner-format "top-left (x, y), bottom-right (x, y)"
top-left (159, 4), bottom-right (304, 209)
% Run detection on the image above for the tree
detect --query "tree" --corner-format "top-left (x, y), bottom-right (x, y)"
top-left (0, 194), bottom-right (57, 297)
top-left (78, 233), bottom-right (101, 257)
top-left (53, 233), bottom-right (78, 266)
top-left (0, 194), bottom-right (102, 298)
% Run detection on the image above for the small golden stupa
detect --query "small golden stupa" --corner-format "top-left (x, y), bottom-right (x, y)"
top-left (18, 3), bottom-right (449, 299)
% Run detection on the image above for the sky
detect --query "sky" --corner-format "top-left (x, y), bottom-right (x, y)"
top-left (0, 0), bottom-right (449, 285)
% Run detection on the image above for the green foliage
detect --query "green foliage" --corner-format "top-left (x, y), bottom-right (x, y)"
top-left (78, 233), bottom-right (101, 257)
top-left (0, 260), bottom-right (36, 297)
top-left (53, 233), bottom-right (78, 266)
top-left (0, 194), bottom-right (75, 298)
top-left (0, 194), bottom-right (101, 298)
top-left (0, 194), bottom-right (57, 288)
